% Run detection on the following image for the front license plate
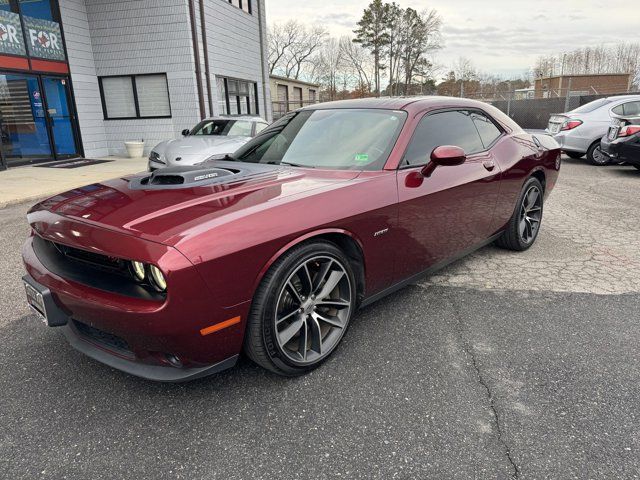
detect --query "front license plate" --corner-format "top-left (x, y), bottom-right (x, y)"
top-left (24, 281), bottom-right (48, 324)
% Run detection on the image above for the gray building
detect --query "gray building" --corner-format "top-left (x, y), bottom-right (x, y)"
top-left (0, 0), bottom-right (271, 170)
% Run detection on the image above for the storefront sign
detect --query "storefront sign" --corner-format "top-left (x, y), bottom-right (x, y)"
top-left (0, 11), bottom-right (26, 56)
top-left (23, 16), bottom-right (65, 62)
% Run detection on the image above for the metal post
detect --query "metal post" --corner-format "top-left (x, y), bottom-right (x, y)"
top-left (564, 77), bottom-right (572, 112)
top-left (506, 81), bottom-right (512, 116)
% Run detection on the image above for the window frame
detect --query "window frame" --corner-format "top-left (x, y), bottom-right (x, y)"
top-left (400, 107), bottom-right (505, 169)
top-left (215, 75), bottom-right (259, 117)
top-left (226, 0), bottom-right (252, 14)
top-left (98, 73), bottom-right (172, 121)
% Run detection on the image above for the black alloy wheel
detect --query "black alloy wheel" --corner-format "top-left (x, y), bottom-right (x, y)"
top-left (495, 177), bottom-right (545, 251)
top-left (244, 241), bottom-right (356, 376)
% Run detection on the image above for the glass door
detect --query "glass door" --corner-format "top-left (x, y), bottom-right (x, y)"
top-left (42, 76), bottom-right (79, 158)
top-left (0, 73), bottom-right (53, 167)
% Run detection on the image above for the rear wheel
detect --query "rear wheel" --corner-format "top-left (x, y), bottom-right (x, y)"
top-left (244, 241), bottom-right (356, 376)
top-left (565, 151), bottom-right (584, 159)
top-left (495, 177), bottom-right (544, 251)
top-left (586, 141), bottom-right (609, 165)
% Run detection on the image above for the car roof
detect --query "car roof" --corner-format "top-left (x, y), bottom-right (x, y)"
top-left (202, 116), bottom-right (266, 122)
top-left (303, 96), bottom-right (503, 113)
top-left (605, 94), bottom-right (640, 103)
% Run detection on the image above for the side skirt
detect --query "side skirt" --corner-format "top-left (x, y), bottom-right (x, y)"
top-left (360, 233), bottom-right (503, 308)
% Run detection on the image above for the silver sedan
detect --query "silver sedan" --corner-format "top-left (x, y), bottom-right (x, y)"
top-left (148, 116), bottom-right (269, 171)
top-left (547, 95), bottom-right (640, 165)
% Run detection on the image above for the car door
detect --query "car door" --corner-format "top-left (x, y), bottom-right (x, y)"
top-left (394, 109), bottom-right (502, 281)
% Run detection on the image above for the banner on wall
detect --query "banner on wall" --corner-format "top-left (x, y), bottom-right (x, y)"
top-left (23, 16), bottom-right (65, 62)
top-left (0, 10), bottom-right (27, 56)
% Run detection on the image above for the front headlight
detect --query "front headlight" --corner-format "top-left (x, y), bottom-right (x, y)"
top-left (149, 265), bottom-right (167, 292)
top-left (130, 261), bottom-right (146, 282)
top-left (149, 151), bottom-right (165, 164)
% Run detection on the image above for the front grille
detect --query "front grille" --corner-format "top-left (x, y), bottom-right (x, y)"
top-left (73, 320), bottom-right (133, 357)
top-left (52, 241), bottom-right (128, 275)
top-left (32, 235), bottom-right (165, 301)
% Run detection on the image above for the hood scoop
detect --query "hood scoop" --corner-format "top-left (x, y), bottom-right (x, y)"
top-left (130, 165), bottom-right (241, 190)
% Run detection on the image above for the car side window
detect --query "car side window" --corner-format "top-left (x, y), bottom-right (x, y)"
top-left (227, 121), bottom-right (253, 136)
top-left (470, 111), bottom-right (503, 148)
top-left (403, 110), bottom-right (484, 166)
top-left (255, 122), bottom-right (268, 135)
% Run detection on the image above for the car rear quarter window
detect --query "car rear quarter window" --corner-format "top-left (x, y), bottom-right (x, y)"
top-left (613, 101), bottom-right (640, 116)
top-left (403, 110), bottom-right (484, 166)
top-left (471, 111), bottom-right (503, 148)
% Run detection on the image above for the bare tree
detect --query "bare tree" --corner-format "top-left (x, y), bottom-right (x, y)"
top-left (316, 38), bottom-right (344, 101)
top-left (268, 21), bottom-right (302, 75)
top-left (339, 36), bottom-right (374, 94)
top-left (283, 25), bottom-right (328, 79)
top-left (399, 8), bottom-right (442, 95)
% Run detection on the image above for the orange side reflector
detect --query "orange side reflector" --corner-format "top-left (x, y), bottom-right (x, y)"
top-left (200, 316), bottom-right (241, 336)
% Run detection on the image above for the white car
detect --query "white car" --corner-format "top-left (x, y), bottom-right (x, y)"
top-left (546, 95), bottom-right (640, 165)
top-left (148, 116), bottom-right (269, 170)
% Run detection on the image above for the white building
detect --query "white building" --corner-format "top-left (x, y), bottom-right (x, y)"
top-left (0, 0), bottom-right (271, 170)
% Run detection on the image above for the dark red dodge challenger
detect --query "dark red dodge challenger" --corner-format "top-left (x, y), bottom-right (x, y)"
top-left (22, 97), bottom-right (560, 381)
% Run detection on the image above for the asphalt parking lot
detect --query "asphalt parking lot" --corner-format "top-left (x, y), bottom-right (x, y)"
top-left (1, 157), bottom-right (639, 479)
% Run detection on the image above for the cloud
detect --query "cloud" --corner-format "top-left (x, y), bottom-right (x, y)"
top-left (266, 0), bottom-right (640, 75)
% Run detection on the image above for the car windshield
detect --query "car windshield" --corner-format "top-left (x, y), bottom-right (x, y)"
top-left (570, 98), bottom-right (613, 114)
top-left (229, 109), bottom-right (407, 170)
top-left (191, 120), bottom-right (253, 136)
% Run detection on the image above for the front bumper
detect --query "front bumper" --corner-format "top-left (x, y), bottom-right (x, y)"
top-left (22, 221), bottom-right (250, 381)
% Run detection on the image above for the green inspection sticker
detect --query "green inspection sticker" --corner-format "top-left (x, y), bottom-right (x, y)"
top-left (354, 153), bottom-right (369, 163)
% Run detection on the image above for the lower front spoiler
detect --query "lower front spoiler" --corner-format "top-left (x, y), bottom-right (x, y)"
top-left (62, 324), bottom-right (239, 382)
top-left (23, 274), bottom-right (238, 383)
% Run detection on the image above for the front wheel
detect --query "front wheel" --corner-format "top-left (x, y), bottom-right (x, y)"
top-left (586, 142), bottom-right (609, 165)
top-left (244, 241), bottom-right (356, 376)
top-left (495, 177), bottom-right (544, 251)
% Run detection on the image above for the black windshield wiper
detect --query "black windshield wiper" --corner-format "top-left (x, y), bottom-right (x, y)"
top-left (280, 162), bottom-right (314, 168)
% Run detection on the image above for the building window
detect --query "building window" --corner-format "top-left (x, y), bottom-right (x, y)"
top-left (227, 0), bottom-right (251, 14)
top-left (99, 74), bottom-right (171, 120)
top-left (19, 0), bottom-right (55, 21)
top-left (216, 76), bottom-right (259, 116)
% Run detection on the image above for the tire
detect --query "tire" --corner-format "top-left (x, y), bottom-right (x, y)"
top-left (495, 177), bottom-right (544, 251)
top-left (244, 241), bottom-right (357, 376)
top-left (565, 151), bottom-right (584, 159)
top-left (586, 141), bottom-right (610, 165)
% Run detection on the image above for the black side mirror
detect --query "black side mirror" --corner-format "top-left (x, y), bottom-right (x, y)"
top-left (181, 129), bottom-right (190, 137)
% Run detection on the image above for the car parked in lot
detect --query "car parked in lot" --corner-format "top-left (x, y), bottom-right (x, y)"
top-left (601, 114), bottom-right (640, 170)
top-left (148, 116), bottom-right (269, 171)
top-left (546, 95), bottom-right (640, 165)
top-left (22, 97), bottom-right (560, 381)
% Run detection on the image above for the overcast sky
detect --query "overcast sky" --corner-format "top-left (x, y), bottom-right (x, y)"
top-left (265, 0), bottom-right (634, 79)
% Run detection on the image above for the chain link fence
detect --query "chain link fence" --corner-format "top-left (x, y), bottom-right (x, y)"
top-left (462, 88), bottom-right (640, 130)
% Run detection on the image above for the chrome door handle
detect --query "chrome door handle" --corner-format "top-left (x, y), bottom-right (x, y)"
top-left (483, 160), bottom-right (496, 171)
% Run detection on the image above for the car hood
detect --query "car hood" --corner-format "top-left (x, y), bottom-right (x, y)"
top-left (154, 136), bottom-right (251, 162)
top-left (29, 162), bottom-right (361, 248)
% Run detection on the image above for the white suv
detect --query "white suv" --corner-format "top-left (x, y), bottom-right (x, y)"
top-left (547, 95), bottom-right (640, 165)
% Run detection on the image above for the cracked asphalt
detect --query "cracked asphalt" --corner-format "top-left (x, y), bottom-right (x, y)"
top-left (1, 157), bottom-right (639, 479)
